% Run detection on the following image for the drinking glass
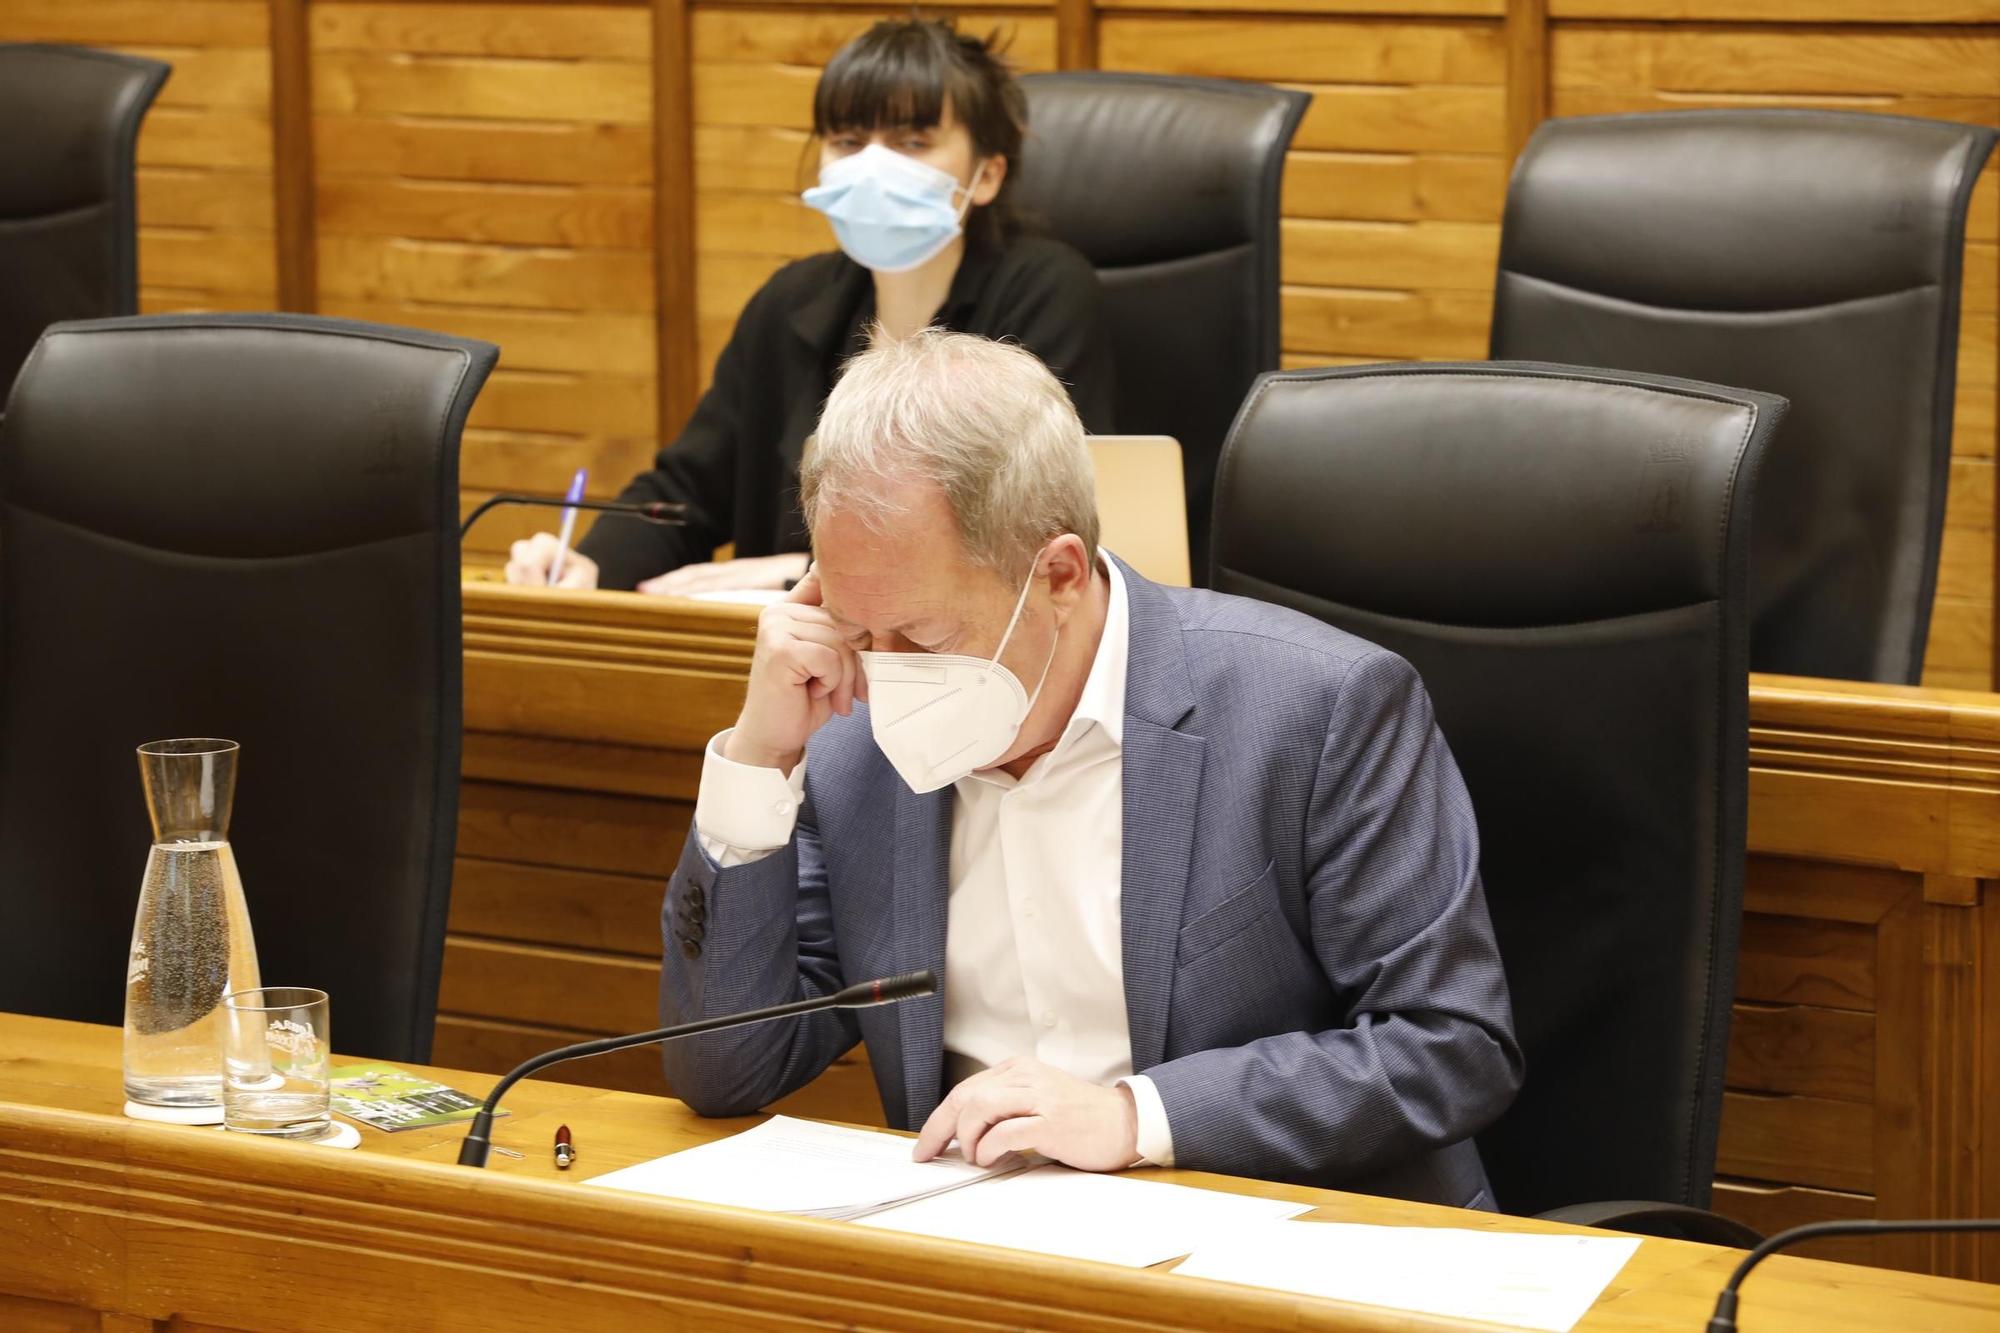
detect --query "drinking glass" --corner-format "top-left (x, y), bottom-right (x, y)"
top-left (220, 987), bottom-right (333, 1139)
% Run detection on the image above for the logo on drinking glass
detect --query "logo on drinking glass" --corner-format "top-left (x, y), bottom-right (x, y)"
top-left (266, 1018), bottom-right (320, 1060)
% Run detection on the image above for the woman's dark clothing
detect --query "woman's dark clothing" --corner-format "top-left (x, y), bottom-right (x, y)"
top-left (578, 235), bottom-right (1116, 589)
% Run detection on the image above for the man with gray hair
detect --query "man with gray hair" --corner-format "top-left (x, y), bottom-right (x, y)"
top-left (661, 330), bottom-right (1521, 1206)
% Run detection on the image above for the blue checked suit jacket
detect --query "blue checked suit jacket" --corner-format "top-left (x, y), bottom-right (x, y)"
top-left (660, 560), bottom-right (1523, 1209)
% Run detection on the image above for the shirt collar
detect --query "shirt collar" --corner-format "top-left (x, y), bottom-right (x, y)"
top-left (1068, 550), bottom-right (1128, 749)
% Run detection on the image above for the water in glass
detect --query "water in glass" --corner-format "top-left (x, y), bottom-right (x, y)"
top-left (123, 740), bottom-right (263, 1108)
top-left (223, 987), bottom-right (332, 1138)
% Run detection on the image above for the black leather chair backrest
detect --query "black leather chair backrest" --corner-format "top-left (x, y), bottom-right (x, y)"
top-left (1015, 71), bottom-right (1307, 585)
top-left (1491, 110), bottom-right (1996, 685)
top-left (0, 314), bottom-right (497, 1064)
top-left (1212, 361), bottom-right (1785, 1215)
top-left (0, 44), bottom-right (168, 404)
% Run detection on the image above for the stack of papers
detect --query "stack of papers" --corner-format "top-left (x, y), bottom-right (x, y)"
top-left (586, 1115), bottom-right (1640, 1317)
top-left (1174, 1221), bottom-right (1641, 1332)
top-left (585, 1116), bottom-right (1013, 1220)
top-left (858, 1161), bottom-right (1311, 1267)
top-left (584, 1115), bottom-right (1309, 1266)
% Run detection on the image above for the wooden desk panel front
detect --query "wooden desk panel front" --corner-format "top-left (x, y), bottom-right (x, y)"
top-left (4, 1014), bottom-right (1998, 1332)
top-left (452, 584), bottom-right (2000, 1281)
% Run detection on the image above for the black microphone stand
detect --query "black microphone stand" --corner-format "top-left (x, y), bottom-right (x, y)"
top-left (1707, 1217), bottom-right (2000, 1331)
top-left (459, 492), bottom-right (686, 541)
top-left (456, 972), bottom-right (936, 1167)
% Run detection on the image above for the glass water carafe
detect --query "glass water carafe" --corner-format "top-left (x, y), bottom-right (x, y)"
top-left (123, 739), bottom-right (263, 1107)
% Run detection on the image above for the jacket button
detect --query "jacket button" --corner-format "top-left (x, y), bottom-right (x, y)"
top-left (688, 885), bottom-right (707, 909)
top-left (680, 937), bottom-right (701, 959)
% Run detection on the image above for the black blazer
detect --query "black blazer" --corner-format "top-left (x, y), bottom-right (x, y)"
top-left (579, 235), bottom-right (1116, 589)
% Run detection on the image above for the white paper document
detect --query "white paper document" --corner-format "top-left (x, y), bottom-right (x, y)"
top-left (582, 1115), bottom-right (1019, 1220)
top-left (584, 1116), bottom-right (1310, 1267)
top-left (1173, 1221), bottom-right (1641, 1332)
top-left (856, 1162), bottom-right (1312, 1267)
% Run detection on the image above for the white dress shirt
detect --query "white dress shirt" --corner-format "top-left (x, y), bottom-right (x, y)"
top-left (692, 555), bottom-right (1174, 1165)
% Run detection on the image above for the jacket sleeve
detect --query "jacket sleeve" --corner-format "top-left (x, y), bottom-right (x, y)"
top-left (986, 242), bottom-right (1118, 435)
top-left (578, 284), bottom-right (774, 589)
top-left (657, 773), bottom-right (858, 1116)
top-left (1141, 649), bottom-right (1524, 1183)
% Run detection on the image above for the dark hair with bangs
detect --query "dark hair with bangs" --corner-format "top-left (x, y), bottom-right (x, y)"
top-left (811, 17), bottom-right (1029, 251)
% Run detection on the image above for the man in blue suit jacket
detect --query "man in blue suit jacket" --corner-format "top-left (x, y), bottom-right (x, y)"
top-left (660, 330), bottom-right (1522, 1209)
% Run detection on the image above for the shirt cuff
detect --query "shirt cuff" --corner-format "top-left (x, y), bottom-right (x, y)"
top-left (1119, 1074), bottom-right (1176, 1167)
top-left (693, 729), bottom-right (807, 868)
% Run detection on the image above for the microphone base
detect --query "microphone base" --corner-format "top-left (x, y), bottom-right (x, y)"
top-left (456, 1110), bottom-right (495, 1167)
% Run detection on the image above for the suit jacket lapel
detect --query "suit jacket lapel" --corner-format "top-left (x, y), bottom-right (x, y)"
top-left (1114, 563), bottom-right (1204, 1072)
top-left (893, 781), bottom-right (952, 1128)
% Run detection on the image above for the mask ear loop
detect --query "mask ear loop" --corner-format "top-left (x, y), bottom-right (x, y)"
top-left (988, 548), bottom-right (1062, 710)
top-left (988, 550), bottom-right (1041, 665)
top-left (953, 159), bottom-right (988, 224)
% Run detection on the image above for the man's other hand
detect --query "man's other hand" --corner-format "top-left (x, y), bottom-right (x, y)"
top-left (914, 1057), bottom-right (1142, 1171)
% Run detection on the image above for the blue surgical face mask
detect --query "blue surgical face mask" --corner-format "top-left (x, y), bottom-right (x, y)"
top-left (801, 143), bottom-right (985, 274)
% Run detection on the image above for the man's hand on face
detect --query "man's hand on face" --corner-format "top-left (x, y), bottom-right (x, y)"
top-left (722, 570), bottom-right (865, 773)
top-left (912, 1057), bottom-right (1142, 1171)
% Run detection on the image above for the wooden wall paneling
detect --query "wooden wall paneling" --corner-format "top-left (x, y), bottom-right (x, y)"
top-left (310, 2), bottom-right (660, 560)
top-left (1057, 0), bottom-right (1097, 69)
top-left (451, 858), bottom-right (665, 954)
top-left (1548, 20), bottom-right (2000, 689)
top-left (1985, 880), bottom-right (2000, 1279)
top-left (1736, 679), bottom-right (2000, 1277)
top-left (1097, 0), bottom-right (1504, 11)
top-left (1724, 1000), bottom-right (1874, 1102)
top-left (1709, 1181), bottom-right (1879, 1267)
top-left (0, 0), bottom-right (280, 314)
top-left (441, 936), bottom-right (661, 1031)
top-left (1553, 0), bottom-right (2000, 16)
top-left (1099, 13), bottom-right (1507, 368)
top-left (270, 0), bottom-right (316, 309)
top-left (687, 5), bottom-right (1059, 382)
top-left (1504, 0), bottom-right (1548, 160)
top-left (429, 1012), bottom-right (888, 1122)
top-left (1872, 885), bottom-right (1984, 1275)
top-left (655, 0), bottom-right (701, 443)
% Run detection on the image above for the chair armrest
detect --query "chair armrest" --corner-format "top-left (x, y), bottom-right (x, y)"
top-left (1536, 1200), bottom-right (1765, 1248)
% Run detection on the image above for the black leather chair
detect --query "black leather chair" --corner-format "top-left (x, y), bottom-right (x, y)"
top-left (1211, 361), bottom-right (1785, 1240)
top-left (0, 314), bottom-right (497, 1064)
top-left (0, 44), bottom-right (169, 405)
top-left (1015, 71), bottom-right (1307, 585)
top-left (1491, 110), bottom-right (1998, 685)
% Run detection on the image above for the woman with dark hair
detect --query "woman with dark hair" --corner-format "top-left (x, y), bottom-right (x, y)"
top-left (508, 17), bottom-right (1114, 594)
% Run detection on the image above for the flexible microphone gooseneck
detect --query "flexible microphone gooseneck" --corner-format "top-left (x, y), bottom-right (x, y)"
top-left (459, 492), bottom-right (687, 540)
top-left (1707, 1217), bottom-right (2000, 1330)
top-left (455, 971), bottom-right (938, 1167)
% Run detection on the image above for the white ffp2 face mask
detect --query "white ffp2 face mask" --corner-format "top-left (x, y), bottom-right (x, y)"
top-left (858, 560), bottom-right (1057, 794)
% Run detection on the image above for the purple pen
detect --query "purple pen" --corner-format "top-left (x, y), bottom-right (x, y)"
top-left (547, 468), bottom-right (587, 586)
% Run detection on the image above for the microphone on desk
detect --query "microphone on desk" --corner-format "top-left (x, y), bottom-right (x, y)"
top-left (1706, 1217), bottom-right (2000, 1330)
top-left (455, 971), bottom-right (938, 1167)
top-left (459, 492), bottom-right (687, 540)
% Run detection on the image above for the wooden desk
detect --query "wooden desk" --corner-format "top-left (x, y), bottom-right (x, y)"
top-left (451, 584), bottom-right (2000, 1280)
top-left (3, 1014), bottom-right (1997, 1332)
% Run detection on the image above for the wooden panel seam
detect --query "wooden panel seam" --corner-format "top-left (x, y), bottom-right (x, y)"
top-left (270, 0), bottom-right (316, 309)
top-left (1504, 0), bottom-right (1548, 161)
top-left (656, 0), bottom-right (700, 438)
